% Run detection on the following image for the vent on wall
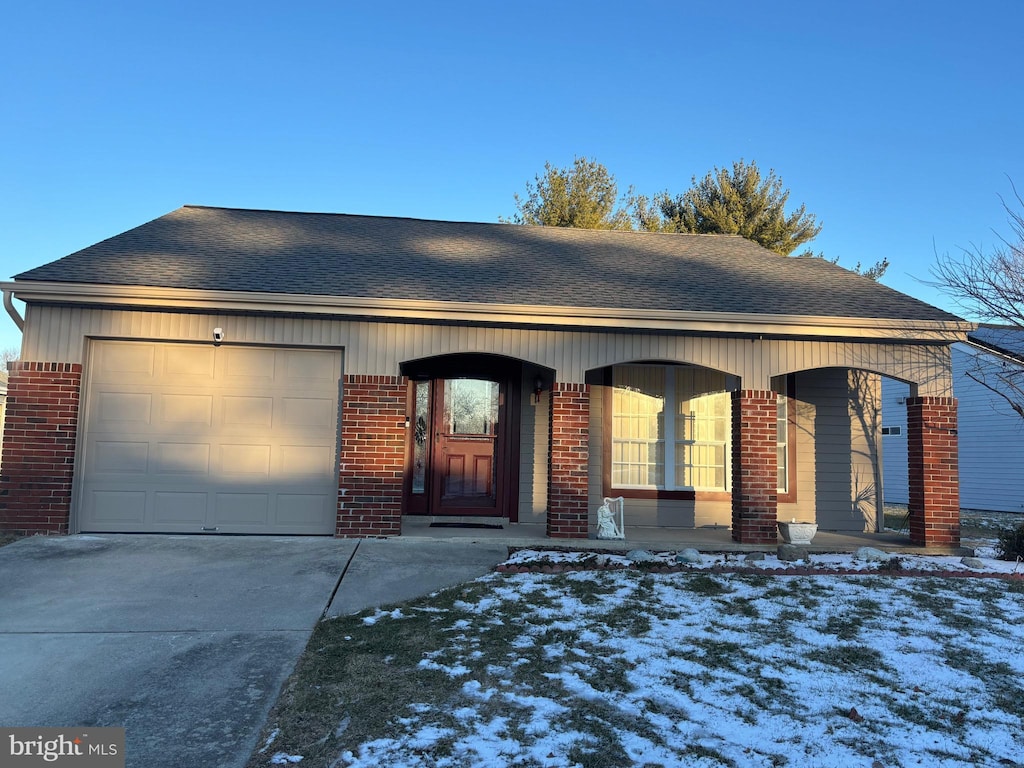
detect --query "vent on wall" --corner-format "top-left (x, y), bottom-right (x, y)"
top-left (881, 426), bottom-right (903, 436)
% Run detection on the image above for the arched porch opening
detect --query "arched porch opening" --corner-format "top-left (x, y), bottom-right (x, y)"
top-left (581, 359), bottom-right (741, 533)
top-left (399, 353), bottom-right (554, 523)
top-left (777, 365), bottom-right (958, 548)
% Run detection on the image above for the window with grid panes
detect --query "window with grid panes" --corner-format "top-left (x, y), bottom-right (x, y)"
top-left (771, 378), bottom-right (791, 493)
top-left (611, 365), bottom-right (731, 491)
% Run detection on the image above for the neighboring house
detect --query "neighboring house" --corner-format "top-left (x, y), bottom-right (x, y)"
top-left (884, 325), bottom-right (1024, 514)
top-left (0, 206), bottom-right (970, 545)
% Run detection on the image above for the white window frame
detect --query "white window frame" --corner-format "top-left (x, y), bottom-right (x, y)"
top-left (611, 365), bottom-right (731, 493)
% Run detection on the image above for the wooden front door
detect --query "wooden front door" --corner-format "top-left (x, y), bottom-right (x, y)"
top-left (432, 378), bottom-right (503, 516)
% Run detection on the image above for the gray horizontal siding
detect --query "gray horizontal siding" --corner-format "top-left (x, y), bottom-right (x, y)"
top-left (884, 344), bottom-right (1024, 513)
top-left (950, 345), bottom-right (1024, 512)
top-left (881, 378), bottom-right (911, 505)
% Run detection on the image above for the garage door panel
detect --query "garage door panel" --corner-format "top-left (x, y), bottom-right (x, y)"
top-left (154, 492), bottom-right (208, 524)
top-left (155, 443), bottom-right (210, 475)
top-left (282, 397), bottom-right (334, 427)
top-left (214, 493), bottom-right (270, 525)
top-left (163, 345), bottom-right (215, 381)
top-left (97, 392), bottom-right (152, 427)
top-left (220, 444), bottom-right (272, 476)
top-left (276, 494), bottom-right (333, 526)
top-left (159, 394), bottom-right (214, 427)
top-left (92, 441), bottom-right (150, 474)
top-left (95, 343), bottom-right (156, 380)
top-left (87, 491), bottom-right (148, 523)
top-left (222, 396), bottom-right (274, 428)
top-left (223, 347), bottom-right (277, 382)
top-left (78, 340), bottom-right (342, 534)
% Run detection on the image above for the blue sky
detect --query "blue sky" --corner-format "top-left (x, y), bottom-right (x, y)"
top-left (2, 0), bottom-right (1021, 354)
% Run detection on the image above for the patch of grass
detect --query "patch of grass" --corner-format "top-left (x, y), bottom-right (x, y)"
top-left (562, 574), bottom-right (608, 606)
top-left (885, 700), bottom-right (960, 732)
top-left (566, 733), bottom-right (629, 768)
top-left (247, 568), bottom-right (1024, 768)
top-left (686, 638), bottom-right (752, 674)
top-left (0, 532), bottom-right (24, 548)
top-left (683, 744), bottom-right (738, 767)
top-left (807, 643), bottom-right (886, 673)
top-left (598, 600), bottom-right (652, 635)
top-left (942, 646), bottom-right (1024, 718)
top-left (679, 573), bottom-right (732, 596)
top-left (247, 583), bottom-right (493, 767)
top-left (822, 614), bottom-right (865, 641)
top-left (735, 572), bottom-right (771, 589)
top-left (716, 596), bottom-right (760, 618)
top-left (908, 583), bottom-right (986, 633)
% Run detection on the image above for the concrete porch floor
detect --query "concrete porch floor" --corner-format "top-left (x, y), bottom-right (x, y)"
top-left (400, 517), bottom-right (971, 556)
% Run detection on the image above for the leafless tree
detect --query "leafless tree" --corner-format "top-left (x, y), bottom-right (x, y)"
top-left (0, 347), bottom-right (18, 373)
top-left (933, 178), bottom-right (1024, 324)
top-left (932, 178), bottom-right (1024, 417)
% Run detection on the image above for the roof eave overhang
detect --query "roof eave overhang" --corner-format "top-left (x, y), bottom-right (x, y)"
top-left (4, 281), bottom-right (975, 342)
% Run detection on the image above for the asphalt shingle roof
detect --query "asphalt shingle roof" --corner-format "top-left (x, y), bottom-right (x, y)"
top-left (15, 205), bottom-right (960, 322)
top-left (969, 325), bottom-right (1024, 360)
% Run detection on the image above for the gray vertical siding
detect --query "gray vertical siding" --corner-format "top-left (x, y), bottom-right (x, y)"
top-left (22, 305), bottom-right (954, 393)
top-left (795, 369), bottom-right (880, 532)
top-left (951, 344), bottom-right (1024, 513)
top-left (518, 375), bottom-right (549, 523)
top-left (778, 375), bottom-right (818, 521)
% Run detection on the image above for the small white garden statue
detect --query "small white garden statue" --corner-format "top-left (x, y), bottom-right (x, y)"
top-left (596, 496), bottom-right (625, 540)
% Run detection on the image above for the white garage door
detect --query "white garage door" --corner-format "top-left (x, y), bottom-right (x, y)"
top-left (78, 340), bottom-right (343, 534)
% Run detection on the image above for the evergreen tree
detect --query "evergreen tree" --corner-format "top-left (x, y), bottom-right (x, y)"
top-left (642, 159), bottom-right (821, 255)
top-left (502, 156), bottom-right (634, 230)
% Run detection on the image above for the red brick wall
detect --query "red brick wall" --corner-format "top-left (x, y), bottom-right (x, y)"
top-left (731, 390), bottom-right (778, 544)
top-left (0, 362), bottom-right (82, 535)
top-left (547, 383), bottom-right (590, 538)
top-left (336, 375), bottom-right (407, 537)
top-left (906, 396), bottom-right (960, 547)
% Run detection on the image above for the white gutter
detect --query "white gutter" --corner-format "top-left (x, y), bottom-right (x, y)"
top-left (961, 338), bottom-right (1024, 367)
top-left (1, 280), bottom-right (975, 342)
top-left (2, 287), bottom-right (24, 331)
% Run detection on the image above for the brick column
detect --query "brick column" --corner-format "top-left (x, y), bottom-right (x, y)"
top-left (547, 382), bottom-right (590, 538)
top-left (0, 362), bottom-right (82, 535)
top-left (906, 396), bottom-right (960, 547)
top-left (731, 390), bottom-right (778, 544)
top-left (336, 375), bottom-right (407, 537)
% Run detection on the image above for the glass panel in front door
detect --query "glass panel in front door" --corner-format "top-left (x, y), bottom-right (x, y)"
top-left (444, 379), bottom-right (499, 436)
top-left (412, 380), bottom-right (430, 494)
top-left (441, 379), bottom-right (499, 499)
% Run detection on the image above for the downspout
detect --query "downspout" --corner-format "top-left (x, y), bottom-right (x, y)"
top-left (3, 288), bottom-right (24, 331)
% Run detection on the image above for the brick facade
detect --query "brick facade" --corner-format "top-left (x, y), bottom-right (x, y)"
top-left (336, 374), bottom-right (407, 537)
top-left (0, 362), bottom-right (82, 535)
top-left (547, 382), bottom-right (590, 538)
top-left (731, 390), bottom-right (778, 544)
top-left (906, 396), bottom-right (960, 547)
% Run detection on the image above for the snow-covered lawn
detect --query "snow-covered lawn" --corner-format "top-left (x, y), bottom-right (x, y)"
top-left (251, 554), bottom-right (1024, 768)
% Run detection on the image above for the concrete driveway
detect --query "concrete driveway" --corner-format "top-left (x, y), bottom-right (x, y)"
top-left (0, 534), bottom-right (506, 767)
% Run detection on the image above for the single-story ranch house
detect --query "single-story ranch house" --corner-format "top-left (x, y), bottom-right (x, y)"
top-left (0, 206), bottom-right (970, 546)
